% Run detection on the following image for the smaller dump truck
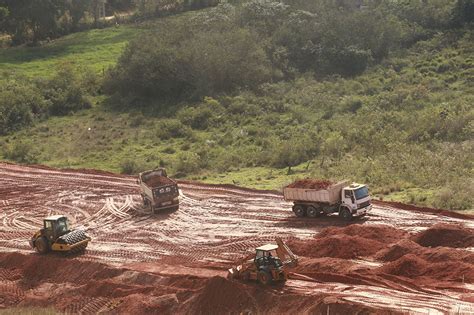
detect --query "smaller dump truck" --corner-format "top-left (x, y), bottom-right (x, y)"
top-left (227, 238), bottom-right (298, 285)
top-left (283, 180), bottom-right (372, 221)
top-left (138, 168), bottom-right (179, 213)
top-left (30, 215), bottom-right (91, 254)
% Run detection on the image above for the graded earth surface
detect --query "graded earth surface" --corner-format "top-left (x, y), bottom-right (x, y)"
top-left (0, 162), bottom-right (473, 314)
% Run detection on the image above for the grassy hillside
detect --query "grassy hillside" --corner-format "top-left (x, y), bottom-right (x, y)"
top-left (0, 26), bottom-right (138, 77)
top-left (0, 7), bottom-right (472, 211)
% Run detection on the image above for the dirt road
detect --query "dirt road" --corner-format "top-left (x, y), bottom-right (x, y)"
top-left (0, 163), bottom-right (473, 313)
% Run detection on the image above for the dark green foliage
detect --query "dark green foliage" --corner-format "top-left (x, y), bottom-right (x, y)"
top-left (3, 141), bottom-right (39, 164)
top-left (104, 25), bottom-right (275, 102)
top-left (119, 158), bottom-right (143, 174)
top-left (0, 66), bottom-right (93, 135)
top-left (155, 119), bottom-right (192, 139)
top-left (452, 0), bottom-right (474, 26)
top-left (38, 64), bottom-right (92, 116)
top-left (0, 80), bottom-right (48, 135)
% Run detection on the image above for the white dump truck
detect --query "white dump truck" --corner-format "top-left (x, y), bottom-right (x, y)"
top-left (138, 168), bottom-right (179, 213)
top-left (283, 180), bottom-right (372, 221)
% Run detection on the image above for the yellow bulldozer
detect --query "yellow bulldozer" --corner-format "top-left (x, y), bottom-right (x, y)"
top-left (227, 237), bottom-right (298, 285)
top-left (29, 215), bottom-right (91, 254)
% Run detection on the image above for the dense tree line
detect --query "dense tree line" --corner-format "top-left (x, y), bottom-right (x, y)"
top-left (0, 0), bottom-right (134, 44)
top-left (105, 0), bottom-right (473, 104)
top-left (0, 0), bottom-right (218, 45)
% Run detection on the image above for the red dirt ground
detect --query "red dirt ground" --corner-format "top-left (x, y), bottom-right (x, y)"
top-left (0, 163), bottom-right (473, 314)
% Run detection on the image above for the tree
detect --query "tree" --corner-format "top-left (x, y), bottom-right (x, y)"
top-left (0, 0), bottom-right (66, 44)
top-left (452, 0), bottom-right (474, 26)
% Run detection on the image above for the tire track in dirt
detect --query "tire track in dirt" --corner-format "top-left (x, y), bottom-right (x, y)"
top-left (1, 162), bottom-right (473, 313)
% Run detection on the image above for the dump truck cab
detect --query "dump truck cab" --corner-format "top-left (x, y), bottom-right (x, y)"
top-left (339, 183), bottom-right (372, 220)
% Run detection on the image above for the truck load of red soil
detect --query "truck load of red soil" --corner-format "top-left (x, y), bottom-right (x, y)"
top-left (378, 254), bottom-right (474, 283)
top-left (317, 224), bottom-right (408, 245)
top-left (286, 179), bottom-right (333, 189)
top-left (289, 235), bottom-right (385, 259)
top-left (412, 223), bottom-right (474, 248)
top-left (144, 176), bottom-right (174, 187)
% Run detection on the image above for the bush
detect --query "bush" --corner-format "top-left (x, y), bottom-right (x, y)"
top-left (175, 151), bottom-right (201, 176)
top-left (104, 25), bottom-right (276, 102)
top-left (155, 119), bottom-right (192, 139)
top-left (0, 79), bottom-right (48, 135)
top-left (119, 158), bottom-right (146, 174)
top-left (434, 180), bottom-right (473, 210)
top-left (39, 63), bottom-right (92, 116)
top-left (3, 141), bottom-right (39, 164)
top-left (177, 106), bottom-right (214, 130)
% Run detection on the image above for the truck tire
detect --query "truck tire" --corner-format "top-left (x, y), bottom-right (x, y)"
top-left (340, 207), bottom-right (353, 221)
top-left (257, 270), bottom-right (272, 285)
top-left (292, 205), bottom-right (306, 217)
top-left (306, 206), bottom-right (320, 218)
top-left (242, 271), bottom-right (251, 281)
top-left (35, 237), bottom-right (50, 254)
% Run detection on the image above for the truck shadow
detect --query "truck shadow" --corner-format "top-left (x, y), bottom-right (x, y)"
top-left (276, 215), bottom-right (370, 229)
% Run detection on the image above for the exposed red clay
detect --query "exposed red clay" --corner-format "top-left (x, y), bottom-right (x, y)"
top-left (0, 162), bottom-right (473, 314)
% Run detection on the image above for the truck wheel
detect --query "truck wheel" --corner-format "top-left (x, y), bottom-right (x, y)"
top-left (292, 205), bottom-right (306, 217)
top-left (257, 270), bottom-right (272, 285)
top-left (242, 271), bottom-right (251, 281)
top-left (35, 237), bottom-right (50, 254)
top-left (306, 206), bottom-right (320, 218)
top-left (340, 208), bottom-right (353, 221)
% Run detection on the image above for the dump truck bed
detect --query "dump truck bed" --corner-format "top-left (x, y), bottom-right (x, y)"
top-left (283, 180), bottom-right (349, 204)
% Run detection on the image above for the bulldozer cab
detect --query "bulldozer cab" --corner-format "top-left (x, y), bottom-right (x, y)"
top-left (43, 215), bottom-right (70, 241)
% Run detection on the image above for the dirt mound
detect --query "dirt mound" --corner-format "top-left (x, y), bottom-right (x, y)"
top-left (288, 225), bottom-right (405, 259)
top-left (294, 257), bottom-right (361, 275)
top-left (412, 223), bottom-right (474, 248)
top-left (0, 253), bottom-right (123, 287)
top-left (317, 224), bottom-right (408, 244)
top-left (182, 276), bottom-right (257, 314)
top-left (289, 235), bottom-right (385, 259)
top-left (286, 179), bottom-right (333, 189)
top-left (378, 254), bottom-right (474, 283)
top-left (374, 239), bottom-right (423, 262)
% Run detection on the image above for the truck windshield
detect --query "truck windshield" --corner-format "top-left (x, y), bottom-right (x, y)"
top-left (354, 186), bottom-right (369, 200)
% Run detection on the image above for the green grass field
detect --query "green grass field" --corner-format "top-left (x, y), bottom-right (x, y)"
top-left (0, 26), bottom-right (138, 77)
top-left (0, 15), bottom-right (472, 210)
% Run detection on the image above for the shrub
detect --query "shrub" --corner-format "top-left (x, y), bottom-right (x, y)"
top-left (39, 64), bottom-right (92, 116)
top-left (0, 79), bottom-right (48, 135)
top-left (104, 25), bottom-right (276, 101)
top-left (177, 106), bottom-right (214, 130)
top-left (119, 158), bottom-right (146, 175)
top-left (175, 151), bottom-right (201, 176)
top-left (3, 141), bottom-right (39, 164)
top-left (155, 119), bottom-right (192, 139)
top-left (434, 181), bottom-right (473, 210)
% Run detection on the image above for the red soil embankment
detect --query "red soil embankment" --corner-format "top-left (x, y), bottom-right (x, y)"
top-left (289, 223), bottom-right (474, 289)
